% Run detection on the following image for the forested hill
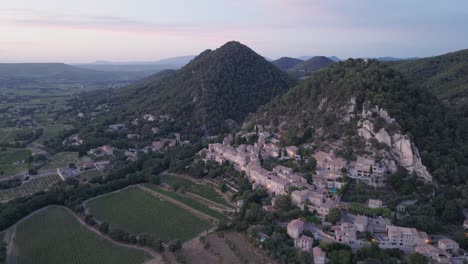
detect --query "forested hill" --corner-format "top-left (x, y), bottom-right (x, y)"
top-left (388, 49), bottom-right (468, 106)
top-left (286, 56), bottom-right (335, 77)
top-left (103, 41), bottom-right (294, 134)
top-left (250, 59), bottom-right (467, 187)
top-left (272, 57), bottom-right (304, 70)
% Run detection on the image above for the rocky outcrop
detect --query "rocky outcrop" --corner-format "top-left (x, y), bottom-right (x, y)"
top-left (375, 128), bottom-right (391, 146)
top-left (392, 134), bottom-right (432, 182)
top-left (343, 97), bottom-right (357, 122)
top-left (357, 120), bottom-right (374, 139)
top-left (356, 104), bottom-right (432, 182)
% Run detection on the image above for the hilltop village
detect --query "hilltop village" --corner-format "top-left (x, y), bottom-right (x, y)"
top-left (196, 128), bottom-right (464, 263)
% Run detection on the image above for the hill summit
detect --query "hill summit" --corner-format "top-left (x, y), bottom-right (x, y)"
top-left (113, 41), bottom-right (293, 134)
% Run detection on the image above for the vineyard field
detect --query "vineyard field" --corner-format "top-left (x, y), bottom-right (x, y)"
top-left (143, 184), bottom-right (227, 220)
top-left (0, 174), bottom-right (61, 201)
top-left (87, 187), bottom-right (213, 242)
top-left (10, 206), bottom-right (150, 264)
top-left (161, 174), bottom-right (233, 208)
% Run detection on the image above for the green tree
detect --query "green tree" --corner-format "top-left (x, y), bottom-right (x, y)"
top-left (274, 194), bottom-right (293, 211)
top-left (326, 208), bottom-right (342, 224)
top-left (409, 252), bottom-right (427, 264)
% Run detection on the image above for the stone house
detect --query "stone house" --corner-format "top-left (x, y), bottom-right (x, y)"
top-left (437, 238), bottom-right (459, 252)
top-left (386, 225), bottom-right (429, 247)
top-left (287, 219), bottom-right (304, 239)
top-left (294, 235), bottom-right (313, 253)
top-left (313, 247), bottom-right (327, 264)
top-left (335, 223), bottom-right (357, 245)
top-left (368, 199), bottom-right (383, 209)
top-left (314, 150), bottom-right (347, 173)
top-left (415, 244), bottom-right (451, 264)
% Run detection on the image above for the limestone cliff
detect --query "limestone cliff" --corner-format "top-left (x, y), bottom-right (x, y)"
top-left (356, 105), bottom-right (432, 182)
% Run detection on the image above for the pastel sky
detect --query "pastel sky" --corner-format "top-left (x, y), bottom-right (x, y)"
top-left (1, 0), bottom-right (467, 63)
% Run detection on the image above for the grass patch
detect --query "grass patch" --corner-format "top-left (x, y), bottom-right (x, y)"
top-left (87, 187), bottom-right (213, 242)
top-left (144, 184), bottom-right (227, 221)
top-left (10, 206), bottom-right (150, 264)
top-left (161, 175), bottom-right (232, 208)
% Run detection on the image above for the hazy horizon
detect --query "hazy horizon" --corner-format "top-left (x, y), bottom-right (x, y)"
top-left (1, 0), bottom-right (468, 63)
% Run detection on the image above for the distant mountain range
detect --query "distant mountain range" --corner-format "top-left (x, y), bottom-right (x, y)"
top-left (272, 56), bottom-right (335, 77)
top-left (0, 63), bottom-right (150, 86)
top-left (73, 56), bottom-right (196, 73)
top-left (375, 57), bottom-right (419, 61)
top-left (297, 56), bottom-right (340, 62)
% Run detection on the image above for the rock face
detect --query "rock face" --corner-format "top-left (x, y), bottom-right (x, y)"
top-left (357, 120), bottom-right (374, 139)
top-left (356, 104), bottom-right (432, 182)
top-left (392, 134), bottom-right (432, 182)
top-left (375, 128), bottom-right (391, 146)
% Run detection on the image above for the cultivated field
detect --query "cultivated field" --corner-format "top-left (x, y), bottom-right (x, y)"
top-left (161, 174), bottom-right (233, 208)
top-left (0, 174), bottom-right (61, 201)
top-left (9, 206), bottom-right (150, 264)
top-left (143, 184), bottom-right (227, 220)
top-left (0, 148), bottom-right (31, 164)
top-left (41, 151), bottom-right (79, 170)
top-left (87, 187), bottom-right (214, 242)
top-left (181, 232), bottom-right (278, 264)
top-left (0, 164), bottom-right (28, 178)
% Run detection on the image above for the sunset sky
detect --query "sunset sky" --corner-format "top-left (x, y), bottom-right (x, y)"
top-left (1, 0), bottom-right (467, 63)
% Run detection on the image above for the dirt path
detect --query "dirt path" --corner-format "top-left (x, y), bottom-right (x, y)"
top-left (184, 192), bottom-right (235, 212)
top-left (139, 185), bottom-right (220, 223)
top-left (3, 205), bottom-right (162, 264)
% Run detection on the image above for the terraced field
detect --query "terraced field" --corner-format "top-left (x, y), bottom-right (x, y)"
top-left (87, 187), bottom-right (213, 242)
top-left (9, 206), bottom-right (150, 264)
top-left (143, 184), bottom-right (227, 220)
top-left (161, 174), bottom-right (232, 207)
top-left (0, 174), bottom-right (61, 201)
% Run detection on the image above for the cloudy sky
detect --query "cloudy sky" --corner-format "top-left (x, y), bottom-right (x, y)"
top-left (1, 0), bottom-right (467, 63)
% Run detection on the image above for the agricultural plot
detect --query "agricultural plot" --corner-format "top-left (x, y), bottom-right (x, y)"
top-left (143, 184), bottom-right (227, 221)
top-left (78, 170), bottom-right (105, 181)
top-left (0, 164), bottom-right (28, 178)
top-left (0, 148), bottom-right (31, 164)
top-left (35, 123), bottom-right (74, 145)
top-left (87, 187), bottom-right (213, 242)
top-left (41, 151), bottom-right (79, 170)
top-left (10, 206), bottom-right (150, 264)
top-left (161, 175), bottom-right (233, 208)
top-left (0, 128), bottom-right (19, 145)
top-left (0, 174), bottom-right (61, 201)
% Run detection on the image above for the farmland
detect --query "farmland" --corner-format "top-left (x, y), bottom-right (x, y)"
top-left (41, 151), bottom-right (79, 170)
top-left (86, 187), bottom-right (213, 242)
top-left (161, 174), bottom-right (233, 208)
top-left (0, 164), bottom-right (28, 178)
top-left (0, 148), bottom-right (31, 164)
top-left (143, 184), bottom-right (227, 220)
top-left (9, 206), bottom-right (150, 264)
top-left (0, 174), bottom-right (61, 202)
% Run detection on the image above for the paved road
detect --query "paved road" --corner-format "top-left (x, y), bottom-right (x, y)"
top-left (304, 222), bottom-right (335, 243)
